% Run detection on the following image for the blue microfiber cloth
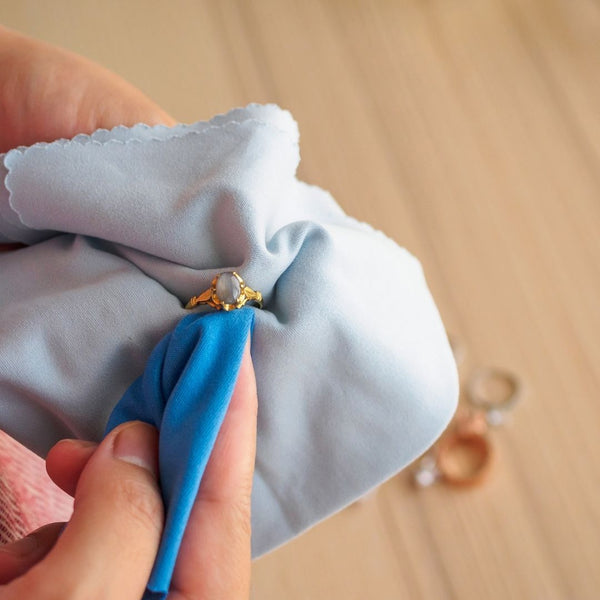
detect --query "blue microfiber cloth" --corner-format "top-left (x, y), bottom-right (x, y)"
top-left (106, 308), bottom-right (254, 599)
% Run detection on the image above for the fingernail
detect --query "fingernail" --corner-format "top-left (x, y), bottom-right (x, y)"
top-left (60, 438), bottom-right (98, 449)
top-left (112, 422), bottom-right (158, 477)
top-left (0, 534), bottom-right (38, 557)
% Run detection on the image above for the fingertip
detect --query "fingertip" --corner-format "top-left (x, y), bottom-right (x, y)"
top-left (46, 439), bottom-right (98, 497)
top-left (47, 438), bottom-right (97, 458)
top-left (111, 420), bottom-right (160, 477)
top-left (33, 422), bottom-right (164, 599)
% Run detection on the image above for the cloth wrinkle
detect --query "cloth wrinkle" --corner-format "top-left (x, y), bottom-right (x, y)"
top-left (0, 104), bottom-right (459, 582)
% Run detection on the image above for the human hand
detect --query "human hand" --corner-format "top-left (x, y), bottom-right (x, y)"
top-left (0, 342), bottom-right (257, 599)
top-left (0, 27), bottom-right (256, 598)
top-left (0, 25), bottom-right (175, 153)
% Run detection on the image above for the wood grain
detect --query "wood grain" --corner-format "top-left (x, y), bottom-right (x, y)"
top-left (2, 1), bottom-right (598, 598)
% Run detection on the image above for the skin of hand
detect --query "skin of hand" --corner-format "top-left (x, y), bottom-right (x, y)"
top-left (0, 25), bottom-right (175, 152)
top-left (0, 27), bottom-right (257, 599)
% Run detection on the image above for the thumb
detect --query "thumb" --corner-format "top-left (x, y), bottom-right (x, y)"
top-left (5, 421), bottom-right (164, 600)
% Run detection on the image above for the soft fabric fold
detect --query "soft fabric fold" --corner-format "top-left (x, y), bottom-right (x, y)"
top-left (106, 308), bottom-right (254, 600)
top-left (0, 103), bottom-right (458, 557)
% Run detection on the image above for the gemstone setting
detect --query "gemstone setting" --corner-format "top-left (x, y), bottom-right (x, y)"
top-left (215, 272), bottom-right (242, 305)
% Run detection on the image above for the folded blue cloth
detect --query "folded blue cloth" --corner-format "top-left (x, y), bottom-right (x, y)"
top-left (106, 308), bottom-right (254, 599)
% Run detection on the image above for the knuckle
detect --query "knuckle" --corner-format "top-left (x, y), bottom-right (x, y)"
top-left (232, 496), bottom-right (252, 539)
top-left (22, 572), bottom-right (118, 600)
top-left (234, 508), bottom-right (252, 543)
top-left (109, 477), bottom-right (164, 535)
top-left (6, 569), bottom-right (78, 600)
top-left (213, 495), bottom-right (252, 542)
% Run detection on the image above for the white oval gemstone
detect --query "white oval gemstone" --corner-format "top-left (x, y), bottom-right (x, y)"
top-left (216, 272), bottom-right (241, 304)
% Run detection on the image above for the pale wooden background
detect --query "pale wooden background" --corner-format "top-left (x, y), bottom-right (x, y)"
top-left (3, 1), bottom-right (599, 598)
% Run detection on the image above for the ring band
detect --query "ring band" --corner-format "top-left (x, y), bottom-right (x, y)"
top-left (435, 430), bottom-right (492, 487)
top-left (466, 367), bottom-right (522, 426)
top-left (185, 271), bottom-right (263, 311)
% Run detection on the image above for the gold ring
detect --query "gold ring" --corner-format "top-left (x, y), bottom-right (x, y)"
top-left (435, 430), bottom-right (492, 487)
top-left (185, 271), bottom-right (263, 311)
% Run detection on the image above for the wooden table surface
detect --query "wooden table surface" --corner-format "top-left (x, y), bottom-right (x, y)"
top-left (3, 1), bottom-right (599, 598)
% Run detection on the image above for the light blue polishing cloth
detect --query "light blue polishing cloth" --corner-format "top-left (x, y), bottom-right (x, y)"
top-left (0, 104), bottom-right (459, 562)
top-left (105, 308), bottom-right (254, 599)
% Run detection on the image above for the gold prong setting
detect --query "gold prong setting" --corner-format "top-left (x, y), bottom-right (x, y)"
top-left (185, 271), bottom-right (263, 311)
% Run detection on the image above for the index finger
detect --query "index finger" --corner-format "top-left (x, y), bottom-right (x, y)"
top-left (169, 340), bottom-right (257, 600)
top-left (3, 422), bottom-right (164, 600)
